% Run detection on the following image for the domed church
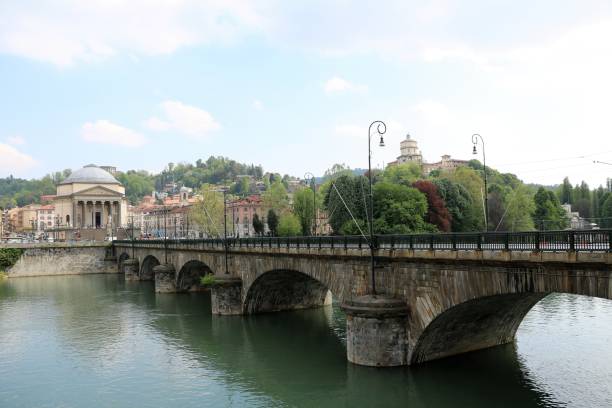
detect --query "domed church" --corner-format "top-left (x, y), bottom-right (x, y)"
top-left (53, 164), bottom-right (127, 230)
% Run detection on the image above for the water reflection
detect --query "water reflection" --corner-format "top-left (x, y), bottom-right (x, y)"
top-left (1, 275), bottom-right (611, 407)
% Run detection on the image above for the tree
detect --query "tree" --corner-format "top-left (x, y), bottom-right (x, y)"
top-left (372, 182), bottom-right (433, 234)
top-left (252, 213), bottom-right (264, 236)
top-left (439, 167), bottom-right (486, 231)
top-left (190, 185), bottom-right (226, 238)
top-left (116, 170), bottom-right (155, 204)
top-left (432, 179), bottom-right (475, 232)
top-left (499, 184), bottom-right (535, 231)
top-left (292, 187), bottom-right (316, 235)
top-left (323, 163), bottom-right (353, 180)
top-left (267, 209), bottom-right (279, 236)
top-left (533, 187), bottom-right (568, 230)
top-left (262, 180), bottom-right (289, 213)
top-left (412, 180), bottom-right (452, 232)
top-left (382, 163), bottom-right (422, 186)
top-left (277, 213), bottom-right (302, 236)
top-left (323, 174), bottom-right (367, 234)
top-left (558, 177), bottom-right (574, 205)
top-left (601, 194), bottom-right (612, 228)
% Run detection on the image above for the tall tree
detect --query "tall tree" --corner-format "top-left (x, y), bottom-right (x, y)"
top-left (499, 184), bottom-right (535, 231)
top-left (382, 163), bottom-right (422, 186)
top-left (432, 179), bottom-right (475, 232)
top-left (323, 175), bottom-right (367, 234)
top-left (372, 182), bottom-right (433, 234)
top-left (412, 180), bottom-right (451, 232)
top-left (533, 187), bottom-right (568, 230)
top-left (292, 187), bottom-right (316, 235)
top-left (601, 194), bottom-right (612, 228)
top-left (262, 180), bottom-right (289, 214)
top-left (267, 209), bottom-right (279, 236)
top-left (252, 213), bottom-right (264, 236)
top-left (277, 213), bottom-right (302, 236)
top-left (558, 177), bottom-right (574, 205)
top-left (189, 185), bottom-right (230, 238)
top-left (439, 167), bottom-right (486, 231)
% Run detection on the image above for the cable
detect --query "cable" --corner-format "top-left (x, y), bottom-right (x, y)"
top-left (498, 149), bottom-right (612, 167)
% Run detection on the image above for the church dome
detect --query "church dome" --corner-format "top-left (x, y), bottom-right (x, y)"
top-left (59, 164), bottom-right (121, 185)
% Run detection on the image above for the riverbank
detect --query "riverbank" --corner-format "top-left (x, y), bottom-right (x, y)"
top-left (1, 244), bottom-right (117, 278)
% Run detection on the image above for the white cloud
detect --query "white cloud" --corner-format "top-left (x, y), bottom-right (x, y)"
top-left (81, 120), bottom-right (147, 147)
top-left (145, 100), bottom-right (221, 140)
top-left (0, 0), bottom-right (265, 67)
top-left (324, 77), bottom-right (366, 94)
top-left (252, 99), bottom-right (264, 111)
top-left (0, 143), bottom-right (37, 172)
top-left (5, 135), bottom-right (26, 145)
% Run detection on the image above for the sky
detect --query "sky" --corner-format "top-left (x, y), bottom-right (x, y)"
top-left (0, 0), bottom-right (611, 188)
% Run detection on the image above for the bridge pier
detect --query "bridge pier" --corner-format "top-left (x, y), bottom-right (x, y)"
top-left (122, 258), bottom-right (139, 281)
top-left (342, 295), bottom-right (410, 367)
top-left (211, 276), bottom-right (243, 315)
top-left (154, 264), bottom-right (177, 293)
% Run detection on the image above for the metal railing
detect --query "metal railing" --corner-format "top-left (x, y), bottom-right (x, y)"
top-left (113, 229), bottom-right (612, 252)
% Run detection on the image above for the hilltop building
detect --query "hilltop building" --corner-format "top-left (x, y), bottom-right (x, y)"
top-left (387, 134), bottom-right (469, 175)
top-left (395, 134), bottom-right (423, 164)
top-left (423, 155), bottom-right (470, 175)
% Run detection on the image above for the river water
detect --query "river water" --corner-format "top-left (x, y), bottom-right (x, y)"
top-left (1, 274), bottom-right (611, 408)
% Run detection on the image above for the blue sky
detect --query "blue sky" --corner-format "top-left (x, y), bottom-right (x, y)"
top-left (1, 0), bottom-right (611, 187)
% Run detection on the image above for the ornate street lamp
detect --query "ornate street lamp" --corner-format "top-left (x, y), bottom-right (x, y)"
top-left (163, 206), bottom-right (168, 264)
top-left (368, 120), bottom-right (386, 295)
top-left (304, 172), bottom-right (317, 236)
top-left (472, 133), bottom-right (489, 232)
top-left (221, 187), bottom-right (230, 275)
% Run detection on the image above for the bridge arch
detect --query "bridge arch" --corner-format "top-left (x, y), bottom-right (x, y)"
top-left (243, 269), bottom-right (332, 314)
top-left (177, 260), bottom-right (213, 292)
top-left (140, 255), bottom-right (160, 281)
top-left (410, 293), bottom-right (547, 364)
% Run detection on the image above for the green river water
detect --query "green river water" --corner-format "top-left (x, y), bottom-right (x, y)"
top-left (1, 274), bottom-right (611, 407)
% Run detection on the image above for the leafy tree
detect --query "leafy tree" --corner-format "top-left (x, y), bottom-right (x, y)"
top-left (190, 185), bottom-right (226, 238)
top-left (558, 177), bottom-right (574, 205)
top-left (533, 187), bottom-right (568, 230)
top-left (252, 213), bottom-right (265, 236)
top-left (262, 180), bottom-right (289, 213)
top-left (439, 167), bottom-right (486, 231)
top-left (432, 178), bottom-right (475, 232)
top-left (601, 194), bottom-right (612, 228)
top-left (382, 163), bottom-right (422, 186)
top-left (372, 182), bottom-right (433, 233)
top-left (267, 209), bottom-right (279, 236)
top-left (277, 213), bottom-right (302, 236)
top-left (499, 184), bottom-right (535, 231)
top-left (292, 187), bottom-right (316, 235)
top-left (116, 170), bottom-right (155, 204)
top-left (323, 174), bottom-right (367, 234)
top-left (323, 163), bottom-right (353, 180)
top-left (412, 180), bottom-right (451, 232)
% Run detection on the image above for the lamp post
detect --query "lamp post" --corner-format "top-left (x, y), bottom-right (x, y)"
top-left (129, 215), bottom-right (135, 259)
top-left (472, 133), bottom-right (489, 232)
top-left (221, 188), bottom-right (229, 275)
top-left (163, 206), bottom-right (168, 264)
top-left (368, 120), bottom-right (386, 295)
top-left (304, 172), bottom-right (317, 236)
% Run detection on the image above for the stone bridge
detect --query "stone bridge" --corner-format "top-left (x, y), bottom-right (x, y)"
top-left (113, 230), bottom-right (612, 367)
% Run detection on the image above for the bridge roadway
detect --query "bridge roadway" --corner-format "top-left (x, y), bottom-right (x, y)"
top-left (111, 229), bottom-right (612, 367)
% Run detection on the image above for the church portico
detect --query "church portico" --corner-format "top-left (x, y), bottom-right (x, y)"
top-left (52, 164), bottom-right (128, 239)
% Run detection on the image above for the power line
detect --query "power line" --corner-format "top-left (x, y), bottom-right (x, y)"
top-left (497, 149), bottom-right (612, 167)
